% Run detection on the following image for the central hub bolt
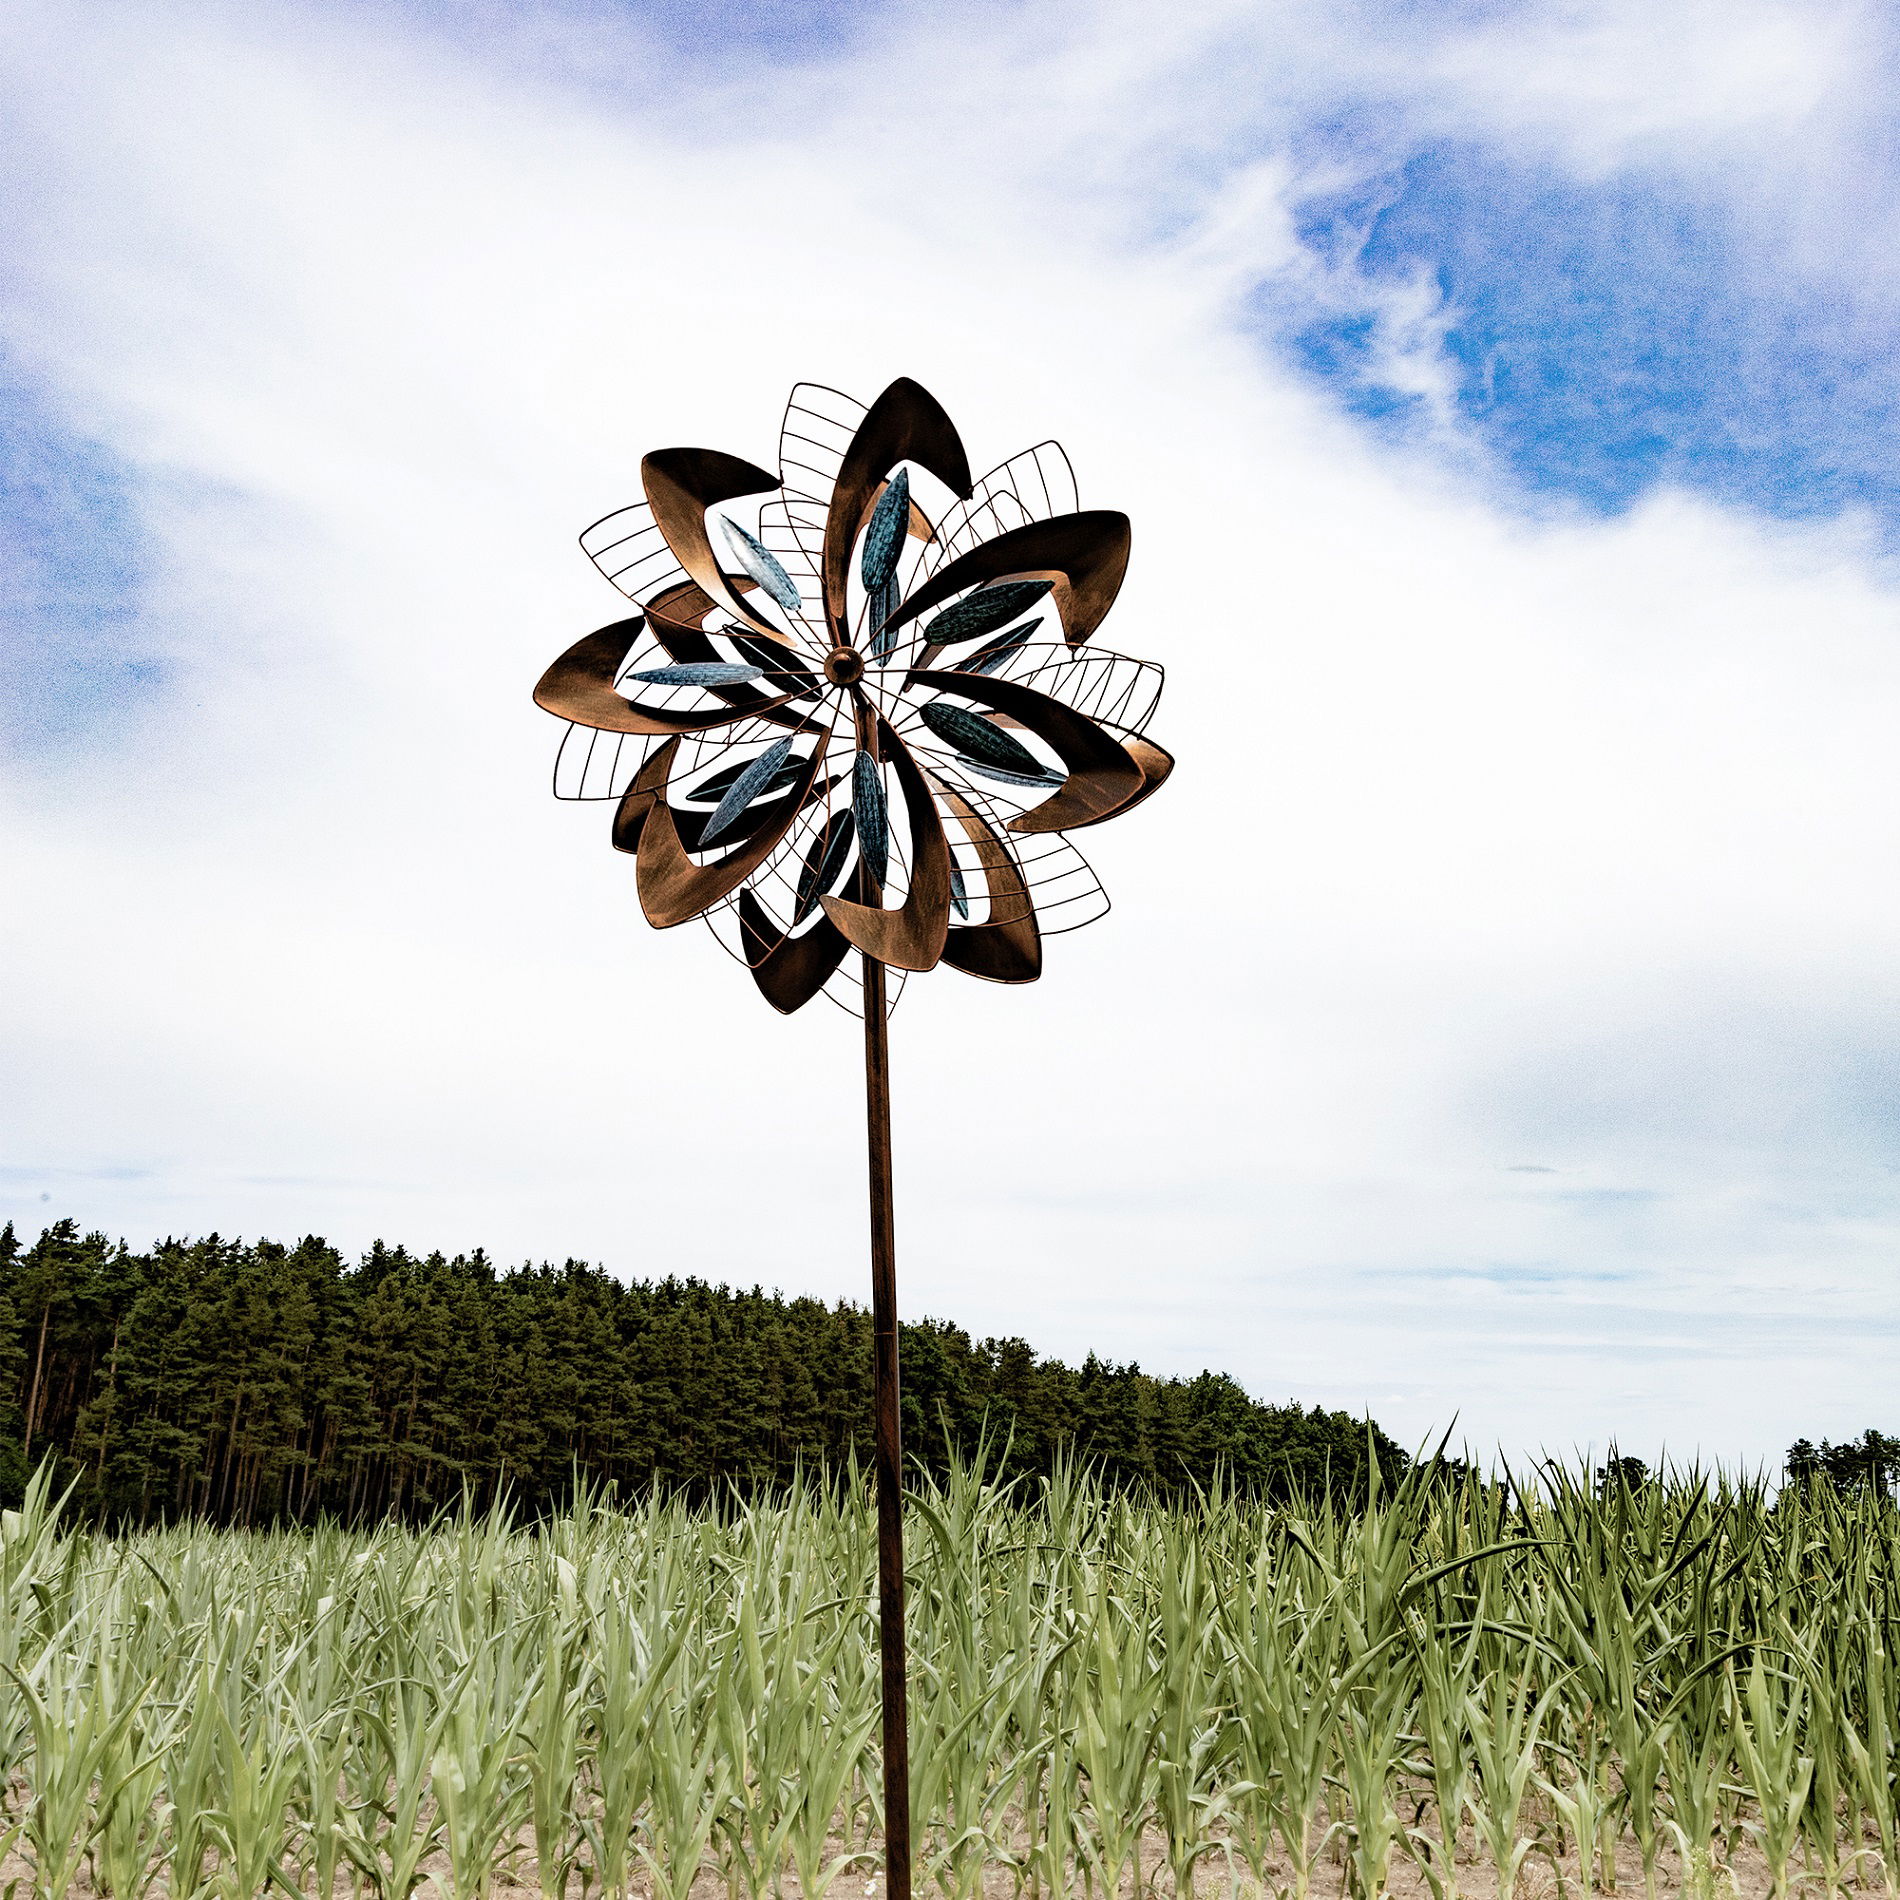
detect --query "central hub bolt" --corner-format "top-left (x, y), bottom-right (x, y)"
top-left (823, 647), bottom-right (866, 686)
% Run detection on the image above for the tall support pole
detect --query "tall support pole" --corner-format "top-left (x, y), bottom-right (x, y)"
top-left (861, 950), bottom-right (911, 1900)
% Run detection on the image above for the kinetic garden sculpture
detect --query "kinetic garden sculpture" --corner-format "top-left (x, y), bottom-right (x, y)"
top-left (533, 378), bottom-right (1170, 1899)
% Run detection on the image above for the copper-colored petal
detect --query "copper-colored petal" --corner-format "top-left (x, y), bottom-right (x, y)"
top-left (636, 736), bottom-right (833, 928)
top-left (905, 671), bottom-right (1144, 833)
top-left (941, 920), bottom-right (1042, 983)
top-left (534, 618), bottom-right (801, 736)
top-left (1126, 736), bottom-right (1174, 793)
top-left (610, 738), bottom-right (680, 854)
top-left (641, 448), bottom-right (794, 646)
top-left (1062, 736), bottom-right (1174, 831)
top-left (931, 778), bottom-right (1041, 984)
top-left (882, 511), bottom-right (1130, 649)
top-left (819, 718), bottom-right (952, 972)
top-left (822, 380), bottom-right (974, 645)
top-left (738, 889), bottom-right (853, 1014)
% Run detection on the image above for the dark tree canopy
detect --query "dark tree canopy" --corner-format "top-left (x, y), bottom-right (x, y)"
top-left (0, 1220), bottom-right (1404, 1526)
top-left (1595, 1453), bottom-right (1653, 1498)
top-left (1786, 1430), bottom-right (1900, 1495)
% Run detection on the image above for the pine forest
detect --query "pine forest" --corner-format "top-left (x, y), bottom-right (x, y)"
top-left (0, 1220), bottom-right (1399, 1526)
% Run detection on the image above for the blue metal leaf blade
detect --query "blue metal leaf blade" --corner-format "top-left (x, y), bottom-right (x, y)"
top-left (792, 813), bottom-right (856, 925)
top-left (919, 579), bottom-right (1052, 647)
top-left (627, 663), bottom-right (765, 687)
top-left (917, 700), bottom-right (1047, 778)
top-left (954, 757), bottom-right (1064, 789)
top-left (700, 737), bottom-right (795, 847)
top-left (719, 517), bottom-right (803, 614)
top-left (867, 576), bottom-right (901, 655)
top-left (853, 750), bottom-right (889, 889)
top-left (860, 469), bottom-right (910, 594)
top-left (962, 620), bottom-right (1040, 675)
top-left (687, 756), bottom-right (804, 805)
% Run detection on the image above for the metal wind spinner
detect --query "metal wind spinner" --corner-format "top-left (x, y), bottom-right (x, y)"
top-left (534, 378), bottom-right (1171, 1014)
top-left (532, 377), bottom-right (1171, 1900)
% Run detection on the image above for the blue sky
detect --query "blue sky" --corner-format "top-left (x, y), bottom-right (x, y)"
top-left (0, 353), bottom-right (156, 752)
top-left (4, 0), bottom-right (1900, 1463)
top-left (1284, 138), bottom-right (1900, 523)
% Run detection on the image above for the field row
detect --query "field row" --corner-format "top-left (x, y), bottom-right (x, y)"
top-left (4, 1461), bottom-right (1897, 1900)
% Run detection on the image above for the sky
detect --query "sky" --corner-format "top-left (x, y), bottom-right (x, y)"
top-left (4, 0), bottom-right (1900, 1468)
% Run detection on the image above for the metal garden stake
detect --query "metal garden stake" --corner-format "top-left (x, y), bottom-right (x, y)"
top-left (533, 377), bottom-right (1171, 1900)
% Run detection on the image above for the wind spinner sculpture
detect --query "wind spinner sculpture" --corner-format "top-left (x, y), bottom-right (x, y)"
top-left (533, 378), bottom-right (1170, 1899)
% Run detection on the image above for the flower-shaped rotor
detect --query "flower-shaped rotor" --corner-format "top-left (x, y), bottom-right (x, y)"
top-left (534, 379), bottom-right (1172, 1014)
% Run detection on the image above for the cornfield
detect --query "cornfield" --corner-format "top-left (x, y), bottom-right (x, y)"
top-left (5, 1456), bottom-right (1899, 1900)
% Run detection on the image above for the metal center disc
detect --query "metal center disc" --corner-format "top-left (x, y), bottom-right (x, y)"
top-left (823, 647), bottom-right (866, 686)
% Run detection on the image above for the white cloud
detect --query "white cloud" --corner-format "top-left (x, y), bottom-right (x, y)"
top-left (1413, 0), bottom-right (1869, 169)
top-left (3, 0), bottom-right (1900, 1466)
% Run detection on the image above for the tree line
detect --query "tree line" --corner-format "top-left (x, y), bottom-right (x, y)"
top-left (1784, 1429), bottom-right (1900, 1494)
top-left (1595, 1436), bottom-right (1900, 1500)
top-left (0, 1220), bottom-right (1405, 1526)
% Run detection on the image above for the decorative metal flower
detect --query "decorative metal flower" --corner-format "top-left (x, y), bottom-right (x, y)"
top-left (532, 378), bottom-right (1172, 1013)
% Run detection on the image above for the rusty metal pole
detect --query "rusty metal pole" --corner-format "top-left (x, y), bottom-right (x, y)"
top-left (861, 949), bottom-right (910, 1900)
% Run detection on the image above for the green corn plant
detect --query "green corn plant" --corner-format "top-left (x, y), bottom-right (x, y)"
top-left (431, 1644), bottom-right (536, 1900)
top-left (1726, 1651), bottom-right (1808, 1900)
top-left (1068, 1545), bottom-right (1162, 1900)
top-left (0, 1469), bottom-right (79, 1797)
top-left (1149, 1520), bottom-right (1231, 1900)
top-left (1404, 1604), bottom-right (1485, 1900)
top-left (1842, 1603), bottom-right (1899, 1899)
top-left (580, 1576), bottom-right (690, 1900)
top-left (10, 1641), bottom-right (152, 1900)
top-left (634, 1695), bottom-right (733, 1900)
top-left (1536, 1739), bottom-right (1613, 1900)
top-left (1337, 1664), bottom-right (1411, 1900)
top-left (979, 1534), bottom-right (1076, 1900)
top-left (907, 1476), bottom-right (1051, 1900)
top-left (1024, 1729), bottom-right (1083, 1900)
top-left (163, 1657), bottom-right (228, 1900)
top-left (713, 1501), bottom-right (849, 1900)
top-left (10, 1445), bottom-right (1900, 1900)
top-left (1533, 1470), bottom-right (1684, 1900)
top-left (279, 1555), bottom-right (387, 1900)
top-left (522, 1568), bottom-right (588, 1900)
top-left (347, 1675), bottom-right (449, 1900)
top-left (1464, 1657), bottom-right (1567, 1900)
top-left (1799, 1656), bottom-right (1851, 1899)
top-left (92, 1698), bottom-right (177, 1900)
top-left (1219, 1531), bottom-right (1342, 1900)
top-left (203, 1698), bottom-right (305, 1900)
top-left (1324, 1462), bottom-right (1511, 1900)
top-left (781, 1672), bottom-right (878, 1900)
top-left (284, 1703), bottom-right (360, 1900)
